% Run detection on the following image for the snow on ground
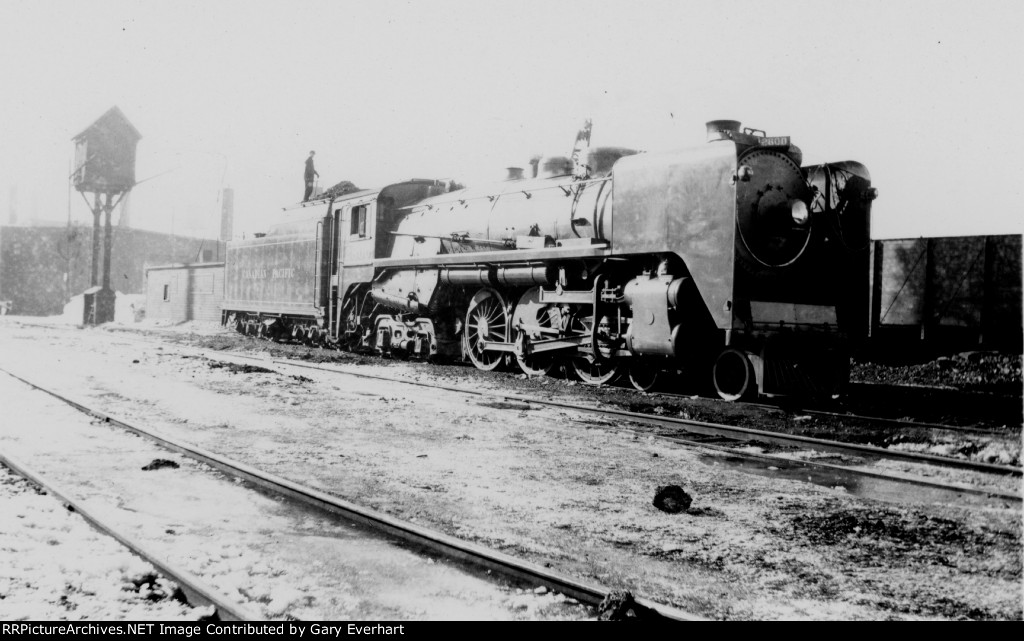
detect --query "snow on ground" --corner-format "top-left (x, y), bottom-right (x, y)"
top-left (56, 292), bottom-right (145, 325)
top-left (0, 465), bottom-right (202, 620)
top-left (0, 358), bottom-right (589, 621)
top-left (889, 440), bottom-right (1020, 466)
top-left (0, 317), bottom-right (1020, 620)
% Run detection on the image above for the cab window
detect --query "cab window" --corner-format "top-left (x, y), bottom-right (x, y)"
top-left (350, 205), bottom-right (368, 238)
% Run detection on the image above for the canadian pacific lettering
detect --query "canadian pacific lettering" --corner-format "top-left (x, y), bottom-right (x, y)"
top-left (239, 268), bottom-right (298, 279)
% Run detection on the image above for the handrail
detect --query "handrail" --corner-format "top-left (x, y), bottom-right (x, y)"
top-left (313, 220), bottom-right (322, 306)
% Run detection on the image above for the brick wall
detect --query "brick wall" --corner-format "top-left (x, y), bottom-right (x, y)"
top-left (0, 225), bottom-right (224, 316)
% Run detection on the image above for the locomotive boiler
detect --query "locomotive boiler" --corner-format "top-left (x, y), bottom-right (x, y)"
top-left (223, 120), bottom-right (876, 400)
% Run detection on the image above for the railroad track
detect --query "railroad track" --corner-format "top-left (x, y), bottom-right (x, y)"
top-left (696, 394), bottom-right (1016, 436)
top-left (218, 352), bottom-right (1021, 476)
top-left (751, 403), bottom-right (1012, 436)
top-left (54, 322), bottom-right (1023, 494)
top-left (15, 320), bottom-right (1017, 437)
top-left (0, 366), bottom-right (701, 621)
top-left (9, 322), bottom-right (1023, 489)
top-left (133, 323), bottom-right (1024, 435)
top-left (153, 350), bottom-right (1016, 508)
top-left (0, 451), bottom-right (261, 621)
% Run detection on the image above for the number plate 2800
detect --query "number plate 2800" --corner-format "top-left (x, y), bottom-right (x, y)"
top-left (758, 136), bottom-right (791, 147)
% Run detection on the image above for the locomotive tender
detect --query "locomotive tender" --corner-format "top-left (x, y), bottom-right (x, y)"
top-left (223, 120), bottom-right (876, 400)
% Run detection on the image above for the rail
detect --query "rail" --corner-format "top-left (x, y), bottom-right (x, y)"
top-left (0, 450), bottom-right (261, 621)
top-left (0, 366), bottom-right (702, 621)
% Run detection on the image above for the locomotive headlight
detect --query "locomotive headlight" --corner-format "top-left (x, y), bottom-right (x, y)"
top-left (790, 200), bottom-right (809, 225)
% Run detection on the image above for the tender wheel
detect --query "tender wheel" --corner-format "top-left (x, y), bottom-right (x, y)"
top-left (628, 363), bottom-right (660, 392)
top-left (465, 288), bottom-right (508, 371)
top-left (511, 287), bottom-right (562, 377)
top-left (713, 349), bottom-right (757, 401)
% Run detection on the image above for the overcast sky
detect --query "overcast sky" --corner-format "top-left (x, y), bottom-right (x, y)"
top-left (1, 0), bottom-right (1021, 240)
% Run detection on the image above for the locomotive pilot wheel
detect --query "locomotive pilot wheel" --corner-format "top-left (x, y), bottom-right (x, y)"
top-left (628, 362), bottom-right (660, 392)
top-left (713, 348), bottom-right (757, 401)
top-left (465, 288), bottom-right (509, 371)
top-left (572, 354), bottom-right (620, 386)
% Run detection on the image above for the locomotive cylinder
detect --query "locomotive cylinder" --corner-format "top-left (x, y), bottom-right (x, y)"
top-left (622, 276), bottom-right (690, 356)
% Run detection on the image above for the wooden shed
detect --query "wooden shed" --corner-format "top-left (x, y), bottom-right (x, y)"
top-left (145, 262), bottom-right (225, 323)
top-left (72, 106), bottom-right (142, 194)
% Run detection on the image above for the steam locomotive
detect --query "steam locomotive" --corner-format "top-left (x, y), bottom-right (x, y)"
top-left (222, 120), bottom-right (877, 400)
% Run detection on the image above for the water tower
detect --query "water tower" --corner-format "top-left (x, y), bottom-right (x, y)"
top-left (71, 106), bottom-right (141, 324)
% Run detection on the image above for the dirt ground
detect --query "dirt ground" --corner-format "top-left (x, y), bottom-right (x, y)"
top-left (0, 318), bottom-right (1021, 620)
top-left (165, 327), bottom-right (1023, 467)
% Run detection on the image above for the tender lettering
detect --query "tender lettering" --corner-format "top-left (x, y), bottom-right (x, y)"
top-left (239, 268), bottom-right (298, 279)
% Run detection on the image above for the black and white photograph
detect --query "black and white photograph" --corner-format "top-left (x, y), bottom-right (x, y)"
top-left (0, 0), bottom-right (1021, 623)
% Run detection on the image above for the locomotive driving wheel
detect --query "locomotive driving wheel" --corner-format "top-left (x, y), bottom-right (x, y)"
top-left (465, 288), bottom-right (508, 371)
top-left (510, 287), bottom-right (562, 377)
top-left (568, 313), bottom-right (620, 385)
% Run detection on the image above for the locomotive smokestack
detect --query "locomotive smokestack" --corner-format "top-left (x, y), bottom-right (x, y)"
top-left (706, 120), bottom-right (742, 142)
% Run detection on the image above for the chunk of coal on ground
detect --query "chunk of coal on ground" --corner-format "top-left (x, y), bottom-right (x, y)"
top-left (129, 571), bottom-right (159, 588)
top-left (598, 590), bottom-right (665, 620)
top-left (206, 361), bottom-right (274, 374)
top-left (653, 485), bottom-right (692, 513)
top-left (142, 459), bottom-right (179, 471)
